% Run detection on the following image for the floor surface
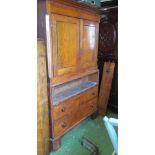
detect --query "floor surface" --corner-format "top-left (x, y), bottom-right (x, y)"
top-left (50, 110), bottom-right (118, 155)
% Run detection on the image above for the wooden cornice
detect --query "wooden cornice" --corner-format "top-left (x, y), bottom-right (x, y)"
top-left (48, 0), bottom-right (102, 14)
top-left (46, 0), bottom-right (102, 22)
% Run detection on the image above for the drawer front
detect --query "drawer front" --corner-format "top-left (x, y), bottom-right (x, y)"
top-left (52, 87), bottom-right (98, 137)
top-left (53, 94), bottom-right (82, 121)
top-left (53, 115), bottom-right (72, 137)
top-left (53, 98), bottom-right (97, 137)
top-left (79, 98), bottom-right (97, 119)
top-left (84, 86), bottom-right (98, 102)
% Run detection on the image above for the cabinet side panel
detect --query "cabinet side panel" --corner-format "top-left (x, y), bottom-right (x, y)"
top-left (37, 40), bottom-right (50, 154)
top-left (57, 22), bottom-right (77, 68)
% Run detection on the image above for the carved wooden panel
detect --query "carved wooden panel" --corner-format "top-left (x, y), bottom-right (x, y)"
top-left (98, 7), bottom-right (118, 113)
top-left (99, 21), bottom-right (116, 52)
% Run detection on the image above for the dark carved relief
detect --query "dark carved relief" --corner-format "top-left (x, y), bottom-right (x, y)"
top-left (99, 22), bottom-right (116, 52)
top-left (98, 7), bottom-right (118, 113)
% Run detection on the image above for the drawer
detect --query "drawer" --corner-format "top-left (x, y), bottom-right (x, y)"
top-left (53, 98), bottom-right (97, 137)
top-left (79, 98), bottom-right (97, 119)
top-left (84, 86), bottom-right (98, 102)
top-left (53, 114), bottom-right (72, 137)
top-left (53, 94), bottom-right (82, 121)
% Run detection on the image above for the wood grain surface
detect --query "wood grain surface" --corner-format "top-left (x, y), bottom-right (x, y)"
top-left (98, 62), bottom-right (115, 115)
top-left (51, 14), bottom-right (79, 77)
top-left (37, 39), bottom-right (50, 155)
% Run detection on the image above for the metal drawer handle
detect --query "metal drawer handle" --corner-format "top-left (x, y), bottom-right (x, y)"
top-left (61, 107), bottom-right (65, 112)
top-left (61, 122), bottom-right (67, 128)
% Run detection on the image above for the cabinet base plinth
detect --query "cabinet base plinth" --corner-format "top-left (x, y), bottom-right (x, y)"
top-left (51, 137), bottom-right (61, 151)
top-left (98, 108), bottom-right (106, 116)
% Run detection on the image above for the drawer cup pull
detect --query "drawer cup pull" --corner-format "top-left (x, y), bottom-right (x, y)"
top-left (61, 122), bottom-right (67, 128)
top-left (90, 105), bottom-right (94, 108)
top-left (92, 92), bottom-right (96, 95)
top-left (61, 107), bottom-right (65, 112)
top-left (106, 69), bottom-right (110, 73)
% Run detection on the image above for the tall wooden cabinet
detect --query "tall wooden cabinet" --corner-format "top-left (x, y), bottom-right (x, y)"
top-left (38, 0), bottom-right (101, 151)
top-left (98, 6), bottom-right (118, 115)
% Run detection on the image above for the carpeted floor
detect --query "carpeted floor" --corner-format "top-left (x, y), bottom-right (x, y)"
top-left (50, 110), bottom-right (118, 155)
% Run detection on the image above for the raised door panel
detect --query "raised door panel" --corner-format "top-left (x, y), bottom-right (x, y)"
top-left (51, 14), bottom-right (80, 80)
top-left (80, 20), bottom-right (99, 70)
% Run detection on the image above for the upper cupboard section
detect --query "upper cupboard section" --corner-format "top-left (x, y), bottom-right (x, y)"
top-left (50, 14), bottom-right (99, 84)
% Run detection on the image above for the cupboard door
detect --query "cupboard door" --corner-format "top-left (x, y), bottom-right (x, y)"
top-left (80, 20), bottom-right (99, 70)
top-left (51, 14), bottom-right (80, 79)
